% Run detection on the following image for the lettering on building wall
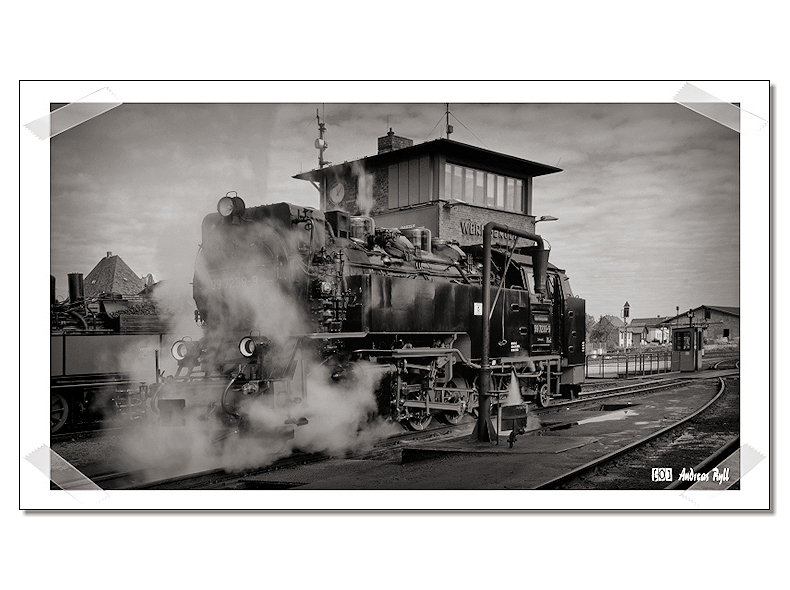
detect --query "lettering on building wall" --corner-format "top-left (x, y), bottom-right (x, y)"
top-left (459, 220), bottom-right (518, 242)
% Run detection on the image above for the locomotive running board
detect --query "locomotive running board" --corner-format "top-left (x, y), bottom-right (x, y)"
top-left (297, 332), bottom-right (369, 339)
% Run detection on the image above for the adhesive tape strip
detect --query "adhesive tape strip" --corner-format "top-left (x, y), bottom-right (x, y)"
top-left (25, 445), bottom-right (109, 505)
top-left (674, 83), bottom-right (767, 134)
top-left (24, 87), bottom-right (122, 140)
top-left (680, 443), bottom-right (765, 507)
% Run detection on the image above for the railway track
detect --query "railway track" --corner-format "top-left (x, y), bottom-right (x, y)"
top-left (535, 376), bottom-right (739, 490)
top-left (711, 359), bottom-right (739, 371)
top-left (664, 435), bottom-right (740, 491)
top-left (101, 419), bottom-right (473, 490)
top-left (85, 372), bottom-right (735, 491)
top-left (51, 423), bottom-right (133, 444)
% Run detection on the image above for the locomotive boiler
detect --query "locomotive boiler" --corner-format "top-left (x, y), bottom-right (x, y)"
top-left (156, 193), bottom-right (585, 433)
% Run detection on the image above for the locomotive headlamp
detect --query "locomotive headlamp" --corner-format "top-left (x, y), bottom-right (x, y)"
top-left (171, 339), bottom-right (192, 361)
top-left (239, 336), bottom-right (256, 358)
top-left (217, 196), bottom-right (235, 217)
top-left (217, 192), bottom-right (246, 217)
top-left (240, 333), bottom-right (270, 357)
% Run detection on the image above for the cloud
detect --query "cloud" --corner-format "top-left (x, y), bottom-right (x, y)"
top-left (50, 102), bottom-right (739, 318)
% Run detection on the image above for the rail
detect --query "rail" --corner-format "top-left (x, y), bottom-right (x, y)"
top-left (585, 351), bottom-right (671, 379)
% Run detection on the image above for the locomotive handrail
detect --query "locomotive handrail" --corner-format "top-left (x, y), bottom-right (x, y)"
top-left (489, 238), bottom-right (519, 320)
top-left (349, 347), bottom-right (482, 369)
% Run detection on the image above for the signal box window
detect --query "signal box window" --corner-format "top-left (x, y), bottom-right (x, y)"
top-left (444, 163), bottom-right (526, 213)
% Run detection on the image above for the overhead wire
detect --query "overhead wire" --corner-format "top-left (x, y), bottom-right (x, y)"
top-left (450, 112), bottom-right (489, 149)
top-left (423, 113), bottom-right (446, 142)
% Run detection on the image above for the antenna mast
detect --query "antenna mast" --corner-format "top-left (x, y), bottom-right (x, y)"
top-left (445, 103), bottom-right (453, 139)
top-left (315, 109), bottom-right (330, 168)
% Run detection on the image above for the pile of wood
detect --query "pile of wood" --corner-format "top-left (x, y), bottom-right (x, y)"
top-left (112, 300), bottom-right (160, 316)
top-left (112, 299), bottom-right (172, 334)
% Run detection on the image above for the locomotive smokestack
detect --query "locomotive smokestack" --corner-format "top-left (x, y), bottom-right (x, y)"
top-left (67, 273), bottom-right (84, 303)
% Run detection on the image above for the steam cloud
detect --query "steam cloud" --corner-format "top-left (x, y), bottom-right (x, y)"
top-left (352, 162), bottom-right (374, 217)
top-left (110, 210), bottom-right (400, 482)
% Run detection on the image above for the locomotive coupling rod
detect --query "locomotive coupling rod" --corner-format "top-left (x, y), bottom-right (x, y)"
top-left (476, 222), bottom-right (548, 443)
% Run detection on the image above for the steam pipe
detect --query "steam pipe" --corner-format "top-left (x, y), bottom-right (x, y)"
top-left (67, 310), bottom-right (89, 330)
top-left (476, 222), bottom-right (548, 443)
top-left (221, 376), bottom-right (240, 418)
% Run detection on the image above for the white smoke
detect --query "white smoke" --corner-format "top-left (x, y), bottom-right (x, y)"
top-left (352, 162), bottom-right (374, 217)
top-left (116, 358), bottom-right (400, 480)
top-left (109, 211), bottom-right (402, 482)
top-left (288, 361), bottom-right (401, 455)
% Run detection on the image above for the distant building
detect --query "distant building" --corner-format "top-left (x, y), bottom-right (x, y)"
top-left (619, 321), bottom-right (640, 348)
top-left (617, 308), bottom-right (671, 348)
top-left (661, 306), bottom-right (740, 344)
top-left (83, 251), bottom-right (145, 298)
top-left (589, 315), bottom-right (624, 352)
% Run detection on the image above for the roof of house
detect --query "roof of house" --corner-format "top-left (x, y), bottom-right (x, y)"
top-left (293, 138), bottom-right (562, 183)
top-left (660, 306), bottom-right (740, 324)
top-left (83, 252), bottom-right (145, 298)
top-left (704, 306), bottom-right (740, 316)
top-left (629, 317), bottom-right (672, 328)
top-left (600, 315), bottom-right (625, 328)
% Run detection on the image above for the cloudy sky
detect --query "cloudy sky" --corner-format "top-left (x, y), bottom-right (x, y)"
top-left (47, 92), bottom-right (741, 320)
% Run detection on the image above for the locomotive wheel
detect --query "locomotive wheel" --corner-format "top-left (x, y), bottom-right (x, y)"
top-left (404, 413), bottom-right (433, 431)
top-left (535, 383), bottom-right (551, 408)
top-left (437, 376), bottom-right (469, 425)
top-left (50, 392), bottom-right (69, 433)
top-left (437, 410), bottom-right (464, 425)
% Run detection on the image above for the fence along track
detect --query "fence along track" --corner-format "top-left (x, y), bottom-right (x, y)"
top-left (585, 351), bottom-right (672, 379)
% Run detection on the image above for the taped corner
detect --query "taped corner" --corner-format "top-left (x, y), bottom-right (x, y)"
top-left (24, 87), bottom-right (122, 140)
top-left (674, 83), bottom-right (767, 134)
top-left (25, 445), bottom-right (109, 506)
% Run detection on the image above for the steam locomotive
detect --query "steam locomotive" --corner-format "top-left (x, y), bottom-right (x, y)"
top-left (50, 276), bottom-right (167, 433)
top-left (155, 194), bottom-right (585, 433)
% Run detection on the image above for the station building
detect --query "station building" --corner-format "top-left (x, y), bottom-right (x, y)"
top-left (294, 129), bottom-right (561, 248)
top-left (661, 306), bottom-right (740, 344)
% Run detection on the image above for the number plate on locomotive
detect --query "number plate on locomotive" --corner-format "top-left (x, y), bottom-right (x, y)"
top-left (209, 275), bottom-right (262, 290)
